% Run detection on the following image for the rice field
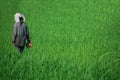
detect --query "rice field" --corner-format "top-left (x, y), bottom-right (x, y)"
top-left (0, 0), bottom-right (120, 80)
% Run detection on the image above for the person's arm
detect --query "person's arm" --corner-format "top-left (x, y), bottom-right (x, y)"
top-left (12, 23), bottom-right (17, 43)
top-left (26, 25), bottom-right (31, 42)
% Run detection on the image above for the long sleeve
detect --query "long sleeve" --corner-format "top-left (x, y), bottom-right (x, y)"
top-left (26, 26), bottom-right (30, 42)
top-left (12, 23), bottom-right (17, 43)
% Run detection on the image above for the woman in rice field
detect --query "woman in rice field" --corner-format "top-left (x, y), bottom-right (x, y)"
top-left (12, 13), bottom-right (32, 53)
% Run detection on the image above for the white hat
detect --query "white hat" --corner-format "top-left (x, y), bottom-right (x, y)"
top-left (14, 12), bottom-right (25, 22)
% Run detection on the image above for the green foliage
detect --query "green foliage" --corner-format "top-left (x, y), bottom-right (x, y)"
top-left (0, 0), bottom-right (120, 80)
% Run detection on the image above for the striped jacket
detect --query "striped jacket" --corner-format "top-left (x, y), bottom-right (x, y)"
top-left (12, 22), bottom-right (29, 47)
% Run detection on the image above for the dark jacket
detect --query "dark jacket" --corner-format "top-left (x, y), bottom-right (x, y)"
top-left (12, 22), bottom-right (29, 47)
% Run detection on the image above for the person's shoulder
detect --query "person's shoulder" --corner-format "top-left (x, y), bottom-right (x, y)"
top-left (23, 22), bottom-right (28, 27)
top-left (14, 22), bottom-right (20, 27)
top-left (23, 22), bottom-right (27, 25)
top-left (14, 22), bottom-right (20, 25)
top-left (14, 22), bottom-right (17, 27)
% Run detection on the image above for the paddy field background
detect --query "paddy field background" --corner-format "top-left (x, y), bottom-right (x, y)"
top-left (0, 0), bottom-right (120, 80)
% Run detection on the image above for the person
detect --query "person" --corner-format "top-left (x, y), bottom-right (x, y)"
top-left (12, 13), bottom-right (31, 53)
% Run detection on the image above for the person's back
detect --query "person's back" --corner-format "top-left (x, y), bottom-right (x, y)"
top-left (12, 13), bottom-right (30, 53)
top-left (14, 22), bottom-right (29, 47)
